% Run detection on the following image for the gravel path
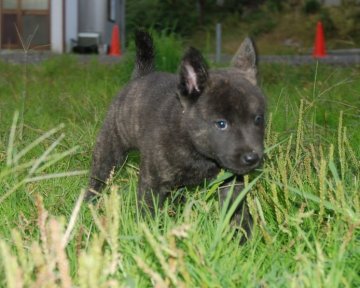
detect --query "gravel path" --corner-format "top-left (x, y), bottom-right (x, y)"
top-left (259, 54), bottom-right (360, 66)
top-left (218, 50), bottom-right (360, 66)
top-left (1, 50), bottom-right (360, 66)
top-left (0, 51), bottom-right (123, 65)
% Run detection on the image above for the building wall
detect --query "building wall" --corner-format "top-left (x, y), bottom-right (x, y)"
top-left (50, 0), bottom-right (63, 53)
top-left (0, 11), bottom-right (2, 48)
top-left (104, 0), bottom-right (125, 50)
top-left (78, 0), bottom-right (125, 51)
top-left (65, 0), bottom-right (78, 52)
top-left (0, 0), bottom-right (125, 53)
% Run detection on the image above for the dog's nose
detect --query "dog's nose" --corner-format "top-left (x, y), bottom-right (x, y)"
top-left (242, 152), bottom-right (260, 166)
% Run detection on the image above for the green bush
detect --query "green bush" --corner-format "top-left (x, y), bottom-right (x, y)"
top-left (328, 4), bottom-right (360, 43)
top-left (127, 29), bottom-right (183, 73)
top-left (126, 0), bottom-right (199, 38)
top-left (320, 9), bottom-right (337, 37)
top-left (303, 0), bottom-right (321, 14)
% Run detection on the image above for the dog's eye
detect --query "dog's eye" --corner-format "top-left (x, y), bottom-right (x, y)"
top-left (254, 115), bottom-right (264, 126)
top-left (215, 120), bottom-right (228, 130)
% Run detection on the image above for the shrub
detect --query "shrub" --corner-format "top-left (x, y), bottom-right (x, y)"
top-left (303, 0), bottom-right (321, 14)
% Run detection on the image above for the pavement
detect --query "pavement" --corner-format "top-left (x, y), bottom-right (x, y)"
top-left (215, 49), bottom-right (360, 66)
top-left (259, 53), bottom-right (360, 66)
top-left (0, 50), bottom-right (123, 65)
top-left (1, 49), bottom-right (360, 66)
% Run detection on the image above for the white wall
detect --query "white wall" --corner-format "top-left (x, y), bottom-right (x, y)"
top-left (65, 0), bottom-right (78, 52)
top-left (50, 0), bottom-right (63, 53)
top-left (0, 13), bottom-right (2, 48)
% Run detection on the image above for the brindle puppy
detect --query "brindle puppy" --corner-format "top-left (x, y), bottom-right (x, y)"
top-left (86, 31), bottom-right (266, 242)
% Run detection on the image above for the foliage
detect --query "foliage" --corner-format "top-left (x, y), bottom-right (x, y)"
top-left (303, 0), bottom-right (321, 14)
top-left (141, 1), bottom-right (360, 54)
top-left (126, 0), bottom-right (199, 38)
top-left (327, 4), bottom-right (360, 41)
top-left (127, 29), bottom-right (183, 73)
top-left (126, 0), bottom-right (274, 38)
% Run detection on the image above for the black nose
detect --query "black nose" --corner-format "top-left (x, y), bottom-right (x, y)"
top-left (242, 152), bottom-right (260, 166)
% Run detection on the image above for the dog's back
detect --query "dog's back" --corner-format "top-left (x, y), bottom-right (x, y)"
top-left (110, 72), bottom-right (180, 147)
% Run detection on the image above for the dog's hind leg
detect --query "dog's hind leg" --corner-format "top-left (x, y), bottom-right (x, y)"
top-left (85, 122), bottom-right (128, 201)
top-left (219, 176), bottom-right (253, 244)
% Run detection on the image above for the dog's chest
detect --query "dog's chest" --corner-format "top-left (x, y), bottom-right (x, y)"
top-left (178, 160), bottom-right (219, 187)
top-left (156, 153), bottom-right (220, 189)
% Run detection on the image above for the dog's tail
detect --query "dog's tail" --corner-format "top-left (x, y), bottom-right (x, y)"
top-left (132, 30), bottom-right (155, 79)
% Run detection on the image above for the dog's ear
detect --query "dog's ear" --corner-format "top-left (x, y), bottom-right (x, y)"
top-left (231, 37), bottom-right (258, 85)
top-left (178, 47), bottom-right (208, 107)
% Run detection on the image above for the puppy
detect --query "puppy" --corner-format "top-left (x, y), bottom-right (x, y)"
top-left (86, 31), bottom-right (266, 241)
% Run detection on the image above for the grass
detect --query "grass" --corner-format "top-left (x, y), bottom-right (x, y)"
top-left (0, 36), bottom-right (359, 286)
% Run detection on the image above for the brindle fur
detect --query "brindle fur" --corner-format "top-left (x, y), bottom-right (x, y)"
top-left (86, 30), bottom-right (266, 242)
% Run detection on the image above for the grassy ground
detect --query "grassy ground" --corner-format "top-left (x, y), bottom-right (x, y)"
top-left (0, 35), bottom-right (359, 286)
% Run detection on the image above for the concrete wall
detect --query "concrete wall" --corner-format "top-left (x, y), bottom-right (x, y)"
top-left (78, 0), bottom-right (125, 51)
top-left (65, 0), bottom-right (78, 52)
top-left (0, 12), bottom-right (2, 48)
top-left (104, 0), bottom-right (125, 49)
top-left (50, 0), bottom-right (63, 53)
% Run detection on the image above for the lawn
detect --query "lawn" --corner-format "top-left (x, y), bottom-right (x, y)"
top-left (0, 35), bottom-right (359, 287)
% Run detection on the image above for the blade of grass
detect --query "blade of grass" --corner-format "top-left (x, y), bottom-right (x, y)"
top-left (36, 146), bottom-right (80, 173)
top-left (211, 173), bottom-right (263, 251)
top-left (24, 170), bottom-right (88, 183)
top-left (13, 123), bottom-right (65, 163)
top-left (6, 111), bottom-right (19, 167)
top-left (62, 189), bottom-right (86, 248)
top-left (274, 181), bottom-right (339, 213)
top-left (29, 133), bottom-right (65, 175)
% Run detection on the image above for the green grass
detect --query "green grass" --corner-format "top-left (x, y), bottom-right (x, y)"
top-left (0, 40), bottom-right (359, 286)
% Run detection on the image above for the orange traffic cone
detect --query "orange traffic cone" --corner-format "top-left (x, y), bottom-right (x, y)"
top-left (109, 24), bottom-right (121, 56)
top-left (313, 21), bottom-right (326, 58)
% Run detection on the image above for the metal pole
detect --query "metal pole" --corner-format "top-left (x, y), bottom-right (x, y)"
top-left (216, 23), bottom-right (222, 63)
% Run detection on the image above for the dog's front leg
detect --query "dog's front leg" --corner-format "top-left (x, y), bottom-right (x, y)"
top-left (137, 169), bottom-right (168, 216)
top-left (219, 176), bottom-right (253, 244)
top-left (86, 121), bottom-right (127, 201)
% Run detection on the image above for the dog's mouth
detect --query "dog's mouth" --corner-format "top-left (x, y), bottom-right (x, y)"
top-left (217, 157), bottom-right (263, 176)
top-left (226, 164), bottom-right (261, 176)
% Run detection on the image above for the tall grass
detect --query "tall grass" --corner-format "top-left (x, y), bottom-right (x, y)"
top-left (1, 104), bottom-right (358, 286)
top-left (0, 34), bottom-right (359, 286)
top-left (1, 111), bottom-right (86, 205)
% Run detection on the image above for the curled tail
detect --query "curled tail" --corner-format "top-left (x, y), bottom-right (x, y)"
top-left (132, 30), bottom-right (155, 79)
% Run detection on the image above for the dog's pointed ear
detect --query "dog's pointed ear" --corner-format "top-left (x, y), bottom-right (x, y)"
top-left (231, 37), bottom-right (258, 85)
top-left (178, 47), bottom-right (208, 106)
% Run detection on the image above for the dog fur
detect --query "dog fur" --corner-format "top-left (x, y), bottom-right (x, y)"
top-left (86, 31), bottom-right (266, 241)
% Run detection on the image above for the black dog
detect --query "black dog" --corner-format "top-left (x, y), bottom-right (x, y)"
top-left (86, 31), bottom-right (266, 240)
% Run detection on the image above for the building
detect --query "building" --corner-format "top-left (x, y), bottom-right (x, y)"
top-left (0, 0), bottom-right (125, 53)
top-left (322, 0), bottom-right (341, 5)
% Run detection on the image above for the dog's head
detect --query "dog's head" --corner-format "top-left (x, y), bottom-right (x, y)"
top-left (178, 38), bottom-right (265, 175)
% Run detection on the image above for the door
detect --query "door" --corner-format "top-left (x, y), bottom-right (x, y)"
top-left (1, 0), bottom-right (50, 49)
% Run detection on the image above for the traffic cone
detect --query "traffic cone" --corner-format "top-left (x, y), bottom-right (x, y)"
top-left (109, 24), bottom-right (121, 56)
top-left (313, 21), bottom-right (326, 58)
